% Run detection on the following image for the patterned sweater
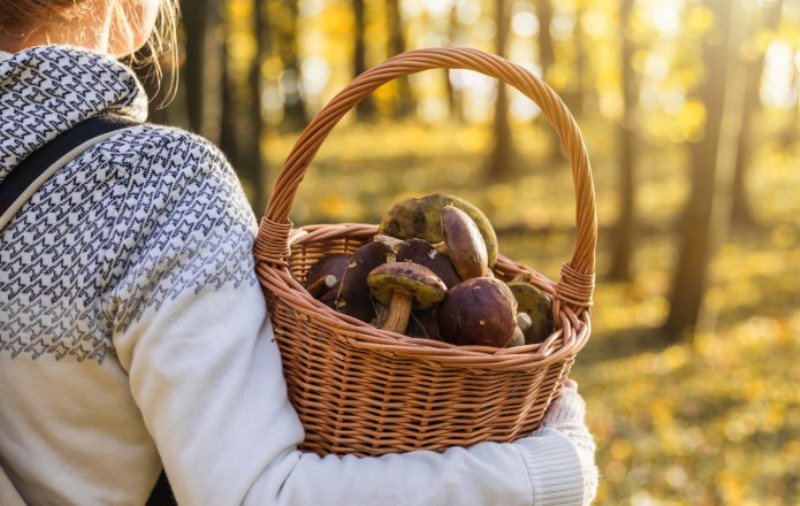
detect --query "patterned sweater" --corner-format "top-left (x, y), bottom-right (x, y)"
top-left (0, 46), bottom-right (594, 505)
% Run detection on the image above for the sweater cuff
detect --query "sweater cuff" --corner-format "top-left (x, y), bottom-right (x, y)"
top-left (516, 428), bottom-right (585, 505)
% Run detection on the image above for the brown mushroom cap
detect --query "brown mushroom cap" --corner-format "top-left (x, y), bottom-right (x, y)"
top-left (438, 277), bottom-right (518, 347)
top-left (440, 205), bottom-right (489, 280)
top-left (335, 242), bottom-right (394, 322)
top-left (305, 253), bottom-right (351, 306)
top-left (508, 282), bottom-right (554, 344)
top-left (378, 193), bottom-right (499, 266)
top-left (396, 238), bottom-right (461, 288)
top-left (367, 262), bottom-right (446, 310)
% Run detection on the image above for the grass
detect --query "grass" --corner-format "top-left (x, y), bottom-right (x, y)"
top-left (261, 118), bottom-right (800, 505)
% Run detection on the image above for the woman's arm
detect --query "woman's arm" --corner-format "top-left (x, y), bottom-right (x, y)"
top-left (117, 281), bottom-right (589, 506)
top-left (110, 129), bottom-right (595, 506)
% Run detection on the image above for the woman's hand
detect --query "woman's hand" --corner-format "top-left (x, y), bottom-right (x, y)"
top-left (537, 380), bottom-right (599, 505)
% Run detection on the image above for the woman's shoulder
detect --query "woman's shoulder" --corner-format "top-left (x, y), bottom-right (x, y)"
top-left (98, 122), bottom-right (249, 206)
top-left (104, 123), bottom-right (234, 177)
top-left (88, 122), bottom-right (256, 231)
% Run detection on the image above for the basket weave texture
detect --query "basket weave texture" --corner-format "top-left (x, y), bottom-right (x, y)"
top-left (253, 47), bottom-right (597, 457)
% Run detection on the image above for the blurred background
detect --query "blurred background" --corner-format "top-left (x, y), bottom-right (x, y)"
top-left (141, 0), bottom-right (799, 503)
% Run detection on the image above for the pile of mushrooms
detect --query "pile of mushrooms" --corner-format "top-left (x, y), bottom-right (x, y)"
top-left (298, 193), bottom-right (554, 348)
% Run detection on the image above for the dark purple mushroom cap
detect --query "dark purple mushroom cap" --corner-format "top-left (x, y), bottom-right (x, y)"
top-left (306, 253), bottom-right (351, 306)
top-left (438, 277), bottom-right (518, 347)
top-left (367, 262), bottom-right (447, 310)
top-left (334, 242), bottom-right (394, 322)
top-left (441, 205), bottom-right (489, 280)
top-left (396, 238), bottom-right (461, 288)
top-left (508, 282), bottom-right (554, 344)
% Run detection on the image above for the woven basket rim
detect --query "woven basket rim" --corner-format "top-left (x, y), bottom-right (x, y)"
top-left (258, 222), bottom-right (591, 372)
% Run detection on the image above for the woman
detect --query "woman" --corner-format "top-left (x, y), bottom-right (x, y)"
top-left (0, 1), bottom-right (598, 504)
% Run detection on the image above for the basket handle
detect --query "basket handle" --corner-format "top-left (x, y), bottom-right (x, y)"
top-left (254, 47), bottom-right (597, 310)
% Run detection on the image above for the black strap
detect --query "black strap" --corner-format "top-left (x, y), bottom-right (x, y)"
top-left (147, 471), bottom-right (176, 505)
top-left (0, 115), bottom-right (138, 215)
top-left (0, 114), bottom-right (177, 503)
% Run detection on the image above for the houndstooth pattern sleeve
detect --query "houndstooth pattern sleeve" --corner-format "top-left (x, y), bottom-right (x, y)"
top-left (104, 127), bottom-right (258, 343)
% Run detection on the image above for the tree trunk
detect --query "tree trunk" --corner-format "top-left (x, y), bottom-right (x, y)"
top-left (131, 51), bottom-right (169, 124)
top-left (219, 39), bottom-right (239, 166)
top-left (486, 0), bottom-right (515, 180)
top-left (663, 0), bottom-right (742, 340)
top-left (535, 0), bottom-right (555, 79)
top-left (219, 0), bottom-right (269, 214)
top-left (446, 2), bottom-right (463, 121)
top-left (245, 0), bottom-right (270, 214)
top-left (568, 3), bottom-right (587, 116)
top-left (782, 59), bottom-right (800, 147)
top-left (220, 0), bottom-right (271, 215)
top-left (353, 0), bottom-right (376, 121)
top-left (274, 0), bottom-right (307, 131)
top-left (534, 0), bottom-right (561, 162)
top-left (180, 0), bottom-right (223, 143)
top-left (731, 0), bottom-right (783, 230)
top-left (147, 101), bottom-right (169, 126)
top-left (609, 0), bottom-right (637, 281)
top-left (386, 0), bottom-right (413, 118)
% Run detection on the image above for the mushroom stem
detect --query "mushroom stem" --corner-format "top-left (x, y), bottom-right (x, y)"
top-left (373, 234), bottom-right (404, 251)
top-left (511, 272), bottom-right (534, 284)
top-left (516, 312), bottom-right (533, 332)
top-left (381, 290), bottom-right (414, 333)
top-left (508, 326), bottom-right (525, 347)
top-left (432, 241), bottom-right (448, 255)
top-left (307, 274), bottom-right (337, 298)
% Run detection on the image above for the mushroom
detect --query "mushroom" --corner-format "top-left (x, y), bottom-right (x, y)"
top-left (378, 193), bottom-right (499, 266)
top-left (372, 303), bottom-right (440, 339)
top-left (305, 253), bottom-right (351, 307)
top-left (335, 242), bottom-right (394, 323)
top-left (507, 327), bottom-right (525, 347)
top-left (367, 262), bottom-right (447, 334)
top-left (367, 301), bottom-right (388, 328)
top-left (507, 282), bottom-right (554, 344)
top-left (306, 275), bottom-right (337, 298)
top-left (396, 238), bottom-right (461, 288)
top-left (434, 205), bottom-right (489, 280)
top-left (438, 277), bottom-right (518, 347)
top-left (406, 309), bottom-right (440, 340)
top-left (372, 234), bottom-right (404, 251)
top-left (516, 312), bottom-right (533, 333)
top-left (506, 313), bottom-right (532, 348)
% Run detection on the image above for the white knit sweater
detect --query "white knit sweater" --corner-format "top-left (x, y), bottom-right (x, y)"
top-left (0, 46), bottom-right (596, 505)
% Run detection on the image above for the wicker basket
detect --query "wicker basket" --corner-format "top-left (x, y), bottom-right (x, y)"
top-left (253, 47), bottom-right (597, 457)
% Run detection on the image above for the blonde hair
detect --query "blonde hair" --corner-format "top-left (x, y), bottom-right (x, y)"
top-left (0, 0), bottom-right (180, 104)
top-left (0, 1), bottom-right (85, 27)
top-left (124, 0), bottom-right (180, 105)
